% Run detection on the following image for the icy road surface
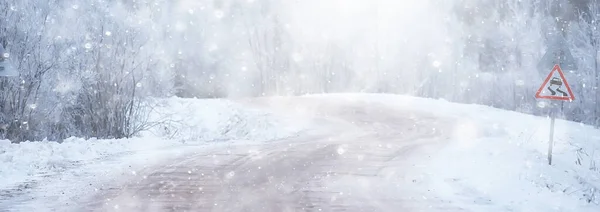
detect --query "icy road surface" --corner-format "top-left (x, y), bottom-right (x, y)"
top-left (86, 97), bottom-right (456, 211)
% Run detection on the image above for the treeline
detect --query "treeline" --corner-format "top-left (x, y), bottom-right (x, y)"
top-left (1, 0), bottom-right (600, 142)
top-left (0, 0), bottom-right (173, 142)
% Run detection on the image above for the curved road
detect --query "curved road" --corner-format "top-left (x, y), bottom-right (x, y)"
top-left (86, 97), bottom-right (457, 212)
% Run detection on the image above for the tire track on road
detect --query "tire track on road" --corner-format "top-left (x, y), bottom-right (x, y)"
top-left (87, 97), bottom-right (458, 212)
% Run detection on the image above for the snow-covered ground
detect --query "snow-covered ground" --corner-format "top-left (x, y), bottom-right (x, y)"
top-left (1, 94), bottom-right (600, 211)
top-left (312, 93), bottom-right (600, 211)
top-left (0, 97), bottom-right (308, 211)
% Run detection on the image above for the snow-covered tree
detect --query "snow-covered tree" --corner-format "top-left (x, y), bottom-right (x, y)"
top-left (2, 0), bottom-right (600, 142)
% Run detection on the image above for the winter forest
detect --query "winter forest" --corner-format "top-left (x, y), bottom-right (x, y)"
top-left (1, 0), bottom-right (600, 142)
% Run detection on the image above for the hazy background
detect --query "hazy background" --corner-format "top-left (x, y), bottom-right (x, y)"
top-left (1, 0), bottom-right (599, 142)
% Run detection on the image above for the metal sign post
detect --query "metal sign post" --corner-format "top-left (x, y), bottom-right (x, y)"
top-left (536, 34), bottom-right (576, 165)
top-left (547, 103), bottom-right (556, 165)
top-left (548, 113), bottom-right (555, 165)
top-left (548, 101), bottom-right (566, 165)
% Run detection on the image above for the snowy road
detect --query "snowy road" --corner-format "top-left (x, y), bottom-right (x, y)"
top-left (85, 97), bottom-right (457, 211)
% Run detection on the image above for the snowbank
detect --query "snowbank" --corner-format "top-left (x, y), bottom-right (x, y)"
top-left (310, 93), bottom-right (600, 211)
top-left (143, 97), bottom-right (306, 141)
top-left (0, 137), bottom-right (168, 189)
top-left (0, 97), bottom-right (305, 211)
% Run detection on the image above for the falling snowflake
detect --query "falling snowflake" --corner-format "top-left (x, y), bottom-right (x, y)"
top-left (225, 171), bottom-right (235, 179)
top-left (337, 146), bottom-right (345, 155)
top-left (214, 10), bottom-right (225, 19)
top-left (537, 101), bottom-right (547, 108)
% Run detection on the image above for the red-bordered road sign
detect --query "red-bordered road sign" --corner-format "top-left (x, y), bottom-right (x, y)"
top-left (535, 64), bottom-right (575, 101)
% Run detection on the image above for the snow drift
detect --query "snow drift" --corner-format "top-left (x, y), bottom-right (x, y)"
top-left (310, 93), bottom-right (600, 211)
top-left (0, 97), bottom-right (305, 211)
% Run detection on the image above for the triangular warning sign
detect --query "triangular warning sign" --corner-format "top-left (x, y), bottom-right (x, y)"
top-left (535, 64), bottom-right (575, 101)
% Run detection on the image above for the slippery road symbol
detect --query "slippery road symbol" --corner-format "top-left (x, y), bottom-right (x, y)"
top-left (536, 64), bottom-right (575, 101)
top-left (547, 77), bottom-right (568, 97)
